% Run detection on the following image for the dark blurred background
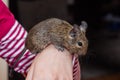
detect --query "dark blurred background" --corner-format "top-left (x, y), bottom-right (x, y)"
top-left (9, 0), bottom-right (120, 80)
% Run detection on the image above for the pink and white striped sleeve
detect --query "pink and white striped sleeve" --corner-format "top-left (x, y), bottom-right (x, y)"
top-left (72, 56), bottom-right (81, 80)
top-left (0, 0), bottom-right (36, 75)
top-left (0, 20), bottom-right (36, 75)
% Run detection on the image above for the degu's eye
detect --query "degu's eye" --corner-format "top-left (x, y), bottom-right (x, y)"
top-left (77, 41), bottom-right (82, 47)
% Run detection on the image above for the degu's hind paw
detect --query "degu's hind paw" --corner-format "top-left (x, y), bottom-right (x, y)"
top-left (54, 45), bottom-right (65, 52)
top-left (31, 49), bottom-right (42, 54)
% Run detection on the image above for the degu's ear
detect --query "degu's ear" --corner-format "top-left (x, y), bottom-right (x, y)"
top-left (79, 21), bottom-right (88, 32)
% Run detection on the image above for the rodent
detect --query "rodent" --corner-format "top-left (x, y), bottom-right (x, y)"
top-left (25, 18), bottom-right (88, 56)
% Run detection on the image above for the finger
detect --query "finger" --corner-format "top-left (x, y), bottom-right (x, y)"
top-left (26, 63), bottom-right (34, 80)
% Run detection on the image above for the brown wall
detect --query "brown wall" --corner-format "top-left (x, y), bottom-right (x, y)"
top-left (17, 0), bottom-right (71, 31)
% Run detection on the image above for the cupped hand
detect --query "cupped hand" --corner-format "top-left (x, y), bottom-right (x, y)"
top-left (26, 44), bottom-right (73, 80)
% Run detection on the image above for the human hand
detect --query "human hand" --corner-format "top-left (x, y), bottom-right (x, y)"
top-left (26, 44), bottom-right (73, 80)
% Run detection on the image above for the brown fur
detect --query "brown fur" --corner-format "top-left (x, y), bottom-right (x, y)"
top-left (25, 18), bottom-right (88, 55)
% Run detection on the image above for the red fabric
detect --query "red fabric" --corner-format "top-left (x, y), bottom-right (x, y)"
top-left (0, 0), bottom-right (15, 40)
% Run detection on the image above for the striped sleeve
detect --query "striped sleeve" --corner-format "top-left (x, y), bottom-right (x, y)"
top-left (0, 20), bottom-right (36, 74)
top-left (72, 56), bottom-right (81, 80)
top-left (0, 0), bottom-right (36, 74)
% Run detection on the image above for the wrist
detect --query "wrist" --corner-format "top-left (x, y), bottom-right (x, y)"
top-left (41, 44), bottom-right (72, 60)
top-left (33, 44), bottom-right (73, 68)
top-left (26, 44), bottom-right (73, 80)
